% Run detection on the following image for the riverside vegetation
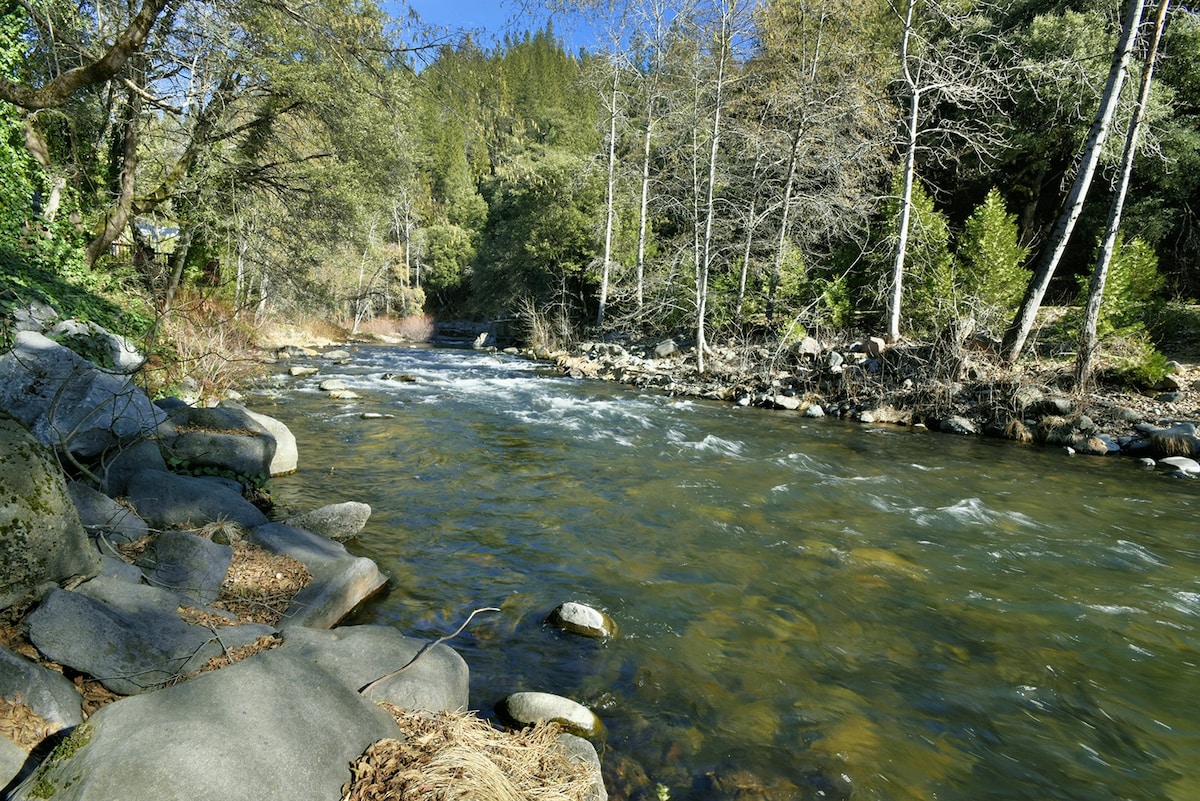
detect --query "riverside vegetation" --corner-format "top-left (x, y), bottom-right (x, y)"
top-left (3, 0), bottom-right (1200, 796)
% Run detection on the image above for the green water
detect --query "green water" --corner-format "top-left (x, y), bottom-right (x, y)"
top-left (249, 345), bottom-right (1200, 800)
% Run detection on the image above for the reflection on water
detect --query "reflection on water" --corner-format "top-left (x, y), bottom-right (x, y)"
top-left (249, 345), bottom-right (1200, 801)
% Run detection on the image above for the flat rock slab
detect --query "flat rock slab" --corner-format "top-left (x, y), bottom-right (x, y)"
top-left (28, 579), bottom-right (275, 695)
top-left (96, 439), bottom-right (167, 497)
top-left (279, 625), bottom-right (469, 712)
top-left (126, 470), bottom-right (268, 530)
top-left (247, 523), bottom-right (386, 629)
top-left (9, 640), bottom-right (402, 801)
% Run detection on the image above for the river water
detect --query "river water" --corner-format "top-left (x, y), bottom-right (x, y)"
top-left (246, 344), bottom-right (1200, 801)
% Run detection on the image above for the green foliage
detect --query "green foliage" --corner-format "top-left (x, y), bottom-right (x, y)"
top-left (165, 453), bottom-right (273, 497)
top-left (472, 150), bottom-right (602, 316)
top-left (880, 172), bottom-right (956, 336)
top-left (1104, 329), bottom-right (1170, 388)
top-left (28, 722), bottom-right (94, 799)
top-left (816, 273), bottom-right (855, 330)
top-left (957, 188), bottom-right (1031, 331)
top-left (420, 224), bottom-right (476, 294)
top-left (1078, 234), bottom-right (1164, 338)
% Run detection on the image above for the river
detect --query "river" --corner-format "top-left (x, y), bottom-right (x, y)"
top-left (246, 344), bottom-right (1200, 801)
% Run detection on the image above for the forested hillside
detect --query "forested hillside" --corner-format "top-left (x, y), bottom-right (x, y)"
top-left (3, 0), bottom-right (1198, 385)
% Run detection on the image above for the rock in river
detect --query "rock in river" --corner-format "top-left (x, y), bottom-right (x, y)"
top-left (547, 601), bottom-right (617, 638)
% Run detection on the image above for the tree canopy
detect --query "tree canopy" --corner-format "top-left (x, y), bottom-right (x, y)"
top-left (3, 0), bottom-right (1198, 374)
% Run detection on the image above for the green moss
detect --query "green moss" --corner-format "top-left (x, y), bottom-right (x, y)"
top-left (27, 722), bottom-right (93, 799)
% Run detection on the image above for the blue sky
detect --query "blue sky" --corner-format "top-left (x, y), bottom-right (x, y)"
top-left (389, 0), bottom-right (595, 51)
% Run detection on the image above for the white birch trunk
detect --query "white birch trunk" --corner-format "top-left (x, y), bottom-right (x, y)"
top-left (887, 0), bottom-right (920, 344)
top-left (1076, 0), bottom-right (1170, 388)
top-left (1002, 0), bottom-right (1148, 364)
top-left (598, 62), bottom-right (621, 328)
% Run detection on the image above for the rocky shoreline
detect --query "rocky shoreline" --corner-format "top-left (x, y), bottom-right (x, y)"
top-left (0, 320), bottom-right (608, 801)
top-left (499, 334), bottom-right (1200, 477)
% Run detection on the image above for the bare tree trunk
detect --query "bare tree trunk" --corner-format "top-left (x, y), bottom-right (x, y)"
top-left (887, 0), bottom-right (921, 344)
top-left (1076, 0), bottom-right (1170, 388)
top-left (161, 225), bottom-right (193, 315)
top-left (1001, 0), bottom-right (1147, 364)
top-left (736, 195), bottom-right (758, 320)
top-left (635, 103), bottom-right (654, 316)
top-left (86, 78), bottom-right (142, 268)
top-left (697, 2), bottom-right (733, 373)
top-left (598, 61), bottom-right (621, 328)
top-left (22, 121), bottom-right (66, 221)
top-left (767, 128), bottom-right (802, 324)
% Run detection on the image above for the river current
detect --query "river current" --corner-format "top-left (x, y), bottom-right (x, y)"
top-left (247, 344), bottom-right (1199, 801)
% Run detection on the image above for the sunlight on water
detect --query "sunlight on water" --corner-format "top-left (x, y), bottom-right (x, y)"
top-left (251, 345), bottom-right (1200, 801)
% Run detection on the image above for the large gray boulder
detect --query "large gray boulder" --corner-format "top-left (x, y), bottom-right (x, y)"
top-left (125, 470), bottom-right (268, 530)
top-left (27, 579), bottom-right (275, 696)
top-left (8, 640), bottom-right (403, 801)
top-left (0, 415), bottom-right (101, 611)
top-left (0, 331), bottom-right (164, 460)
top-left (67, 481), bottom-right (149, 545)
top-left (284, 501), bottom-right (372, 542)
top-left (227, 402), bottom-right (298, 476)
top-left (279, 626), bottom-right (469, 712)
top-left (158, 405), bottom-right (276, 481)
top-left (246, 523), bottom-right (387, 628)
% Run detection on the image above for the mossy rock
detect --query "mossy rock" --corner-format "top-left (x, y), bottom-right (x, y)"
top-left (0, 414), bottom-right (101, 611)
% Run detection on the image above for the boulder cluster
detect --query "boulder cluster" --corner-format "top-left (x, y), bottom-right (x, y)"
top-left (518, 336), bottom-right (1200, 477)
top-left (0, 315), bottom-right (606, 800)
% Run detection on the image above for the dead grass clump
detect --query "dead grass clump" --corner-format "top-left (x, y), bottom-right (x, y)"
top-left (73, 676), bottom-right (122, 717)
top-left (1003, 419), bottom-right (1034, 443)
top-left (1149, 430), bottom-right (1197, 458)
top-left (0, 694), bottom-right (57, 752)
top-left (145, 292), bottom-right (266, 401)
top-left (195, 519), bottom-right (244, 545)
top-left (357, 314), bottom-right (434, 342)
top-left (1035, 415), bottom-right (1075, 446)
top-left (211, 541), bottom-right (312, 626)
top-left (115, 533), bottom-right (155, 563)
top-left (342, 706), bottom-right (597, 801)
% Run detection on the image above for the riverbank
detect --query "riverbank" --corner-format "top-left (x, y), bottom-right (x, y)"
top-left (0, 320), bottom-right (607, 801)
top-left (523, 334), bottom-right (1200, 471)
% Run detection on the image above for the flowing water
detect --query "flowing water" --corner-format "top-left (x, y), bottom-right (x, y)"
top-left (246, 345), bottom-right (1200, 801)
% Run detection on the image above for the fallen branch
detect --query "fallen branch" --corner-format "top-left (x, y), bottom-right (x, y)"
top-left (358, 607), bottom-right (499, 695)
